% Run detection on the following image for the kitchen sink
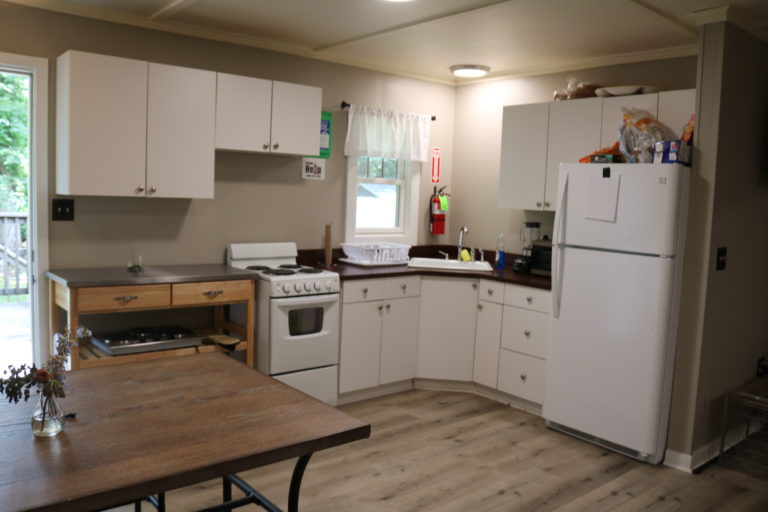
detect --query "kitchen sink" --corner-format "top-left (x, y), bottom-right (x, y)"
top-left (407, 257), bottom-right (494, 271)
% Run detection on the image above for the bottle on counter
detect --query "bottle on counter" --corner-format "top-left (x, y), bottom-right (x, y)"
top-left (496, 234), bottom-right (506, 269)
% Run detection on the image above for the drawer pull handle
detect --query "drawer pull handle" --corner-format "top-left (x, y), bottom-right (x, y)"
top-left (114, 295), bottom-right (139, 303)
top-left (263, 143), bottom-right (270, 150)
top-left (385, 304), bottom-right (391, 310)
top-left (487, 288), bottom-right (493, 295)
top-left (477, 303), bottom-right (484, 311)
top-left (526, 296), bottom-right (533, 303)
top-left (203, 290), bottom-right (224, 297)
top-left (472, 282), bottom-right (478, 289)
top-left (273, 142), bottom-right (280, 150)
top-left (401, 283), bottom-right (407, 291)
top-left (524, 329), bottom-right (531, 337)
top-left (520, 373), bottom-right (527, 382)
top-left (377, 305), bottom-right (383, 311)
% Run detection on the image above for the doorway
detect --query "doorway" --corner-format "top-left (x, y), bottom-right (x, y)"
top-left (0, 53), bottom-right (49, 368)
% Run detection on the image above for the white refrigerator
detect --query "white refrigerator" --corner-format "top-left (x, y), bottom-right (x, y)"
top-left (543, 163), bottom-right (690, 464)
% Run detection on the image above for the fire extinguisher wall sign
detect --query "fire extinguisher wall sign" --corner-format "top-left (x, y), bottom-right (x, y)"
top-left (431, 148), bottom-right (441, 184)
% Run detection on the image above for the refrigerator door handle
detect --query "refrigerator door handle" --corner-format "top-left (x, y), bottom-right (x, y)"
top-left (552, 171), bottom-right (569, 319)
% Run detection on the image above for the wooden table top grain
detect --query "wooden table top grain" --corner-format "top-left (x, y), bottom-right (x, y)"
top-left (0, 353), bottom-right (370, 512)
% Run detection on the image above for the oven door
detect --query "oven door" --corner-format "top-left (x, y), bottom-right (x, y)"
top-left (269, 292), bottom-right (340, 374)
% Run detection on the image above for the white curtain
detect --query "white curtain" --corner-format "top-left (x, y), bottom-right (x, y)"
top-left (344, 104), bottom-right (431, 162)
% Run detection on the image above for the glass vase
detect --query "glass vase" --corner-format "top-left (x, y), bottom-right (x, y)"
top-left (31, 392), bottom-right (64, 437)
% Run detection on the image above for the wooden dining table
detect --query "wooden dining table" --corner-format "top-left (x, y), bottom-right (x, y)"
top-left (0, 353), bottom-right (370, 512)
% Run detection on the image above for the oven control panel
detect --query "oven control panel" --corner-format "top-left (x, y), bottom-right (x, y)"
top-left (270, 277), bottom-right (340, 297)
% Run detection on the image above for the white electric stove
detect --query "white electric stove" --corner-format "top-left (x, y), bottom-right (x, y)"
top-left (228, 242), bottom-right (340, 404)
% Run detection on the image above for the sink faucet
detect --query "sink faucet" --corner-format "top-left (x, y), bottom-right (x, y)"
top-left (457, 226), bottom-right (468, 260)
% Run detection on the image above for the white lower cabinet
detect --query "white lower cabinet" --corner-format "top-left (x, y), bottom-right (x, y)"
top-left (496, 284), bottom-right (551, 405)
top-left (473, 279), bottom-right (505, 388)
top-left (417, 277), bottom-right (478, 382)
top-left (339, 277), bottom-right (420, 393)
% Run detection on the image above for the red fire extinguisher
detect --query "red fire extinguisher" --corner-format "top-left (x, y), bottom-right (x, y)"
top-left (430, 186), bottom-right (447, 235)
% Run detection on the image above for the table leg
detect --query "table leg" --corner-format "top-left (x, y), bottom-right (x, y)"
top-left (288, 454), bottom-right (312, 512)
top-left (222, 476), bottom-right (232, 511)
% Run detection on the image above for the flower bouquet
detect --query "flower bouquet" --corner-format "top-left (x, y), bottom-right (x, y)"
top-left (0, 326), bottom-right (89, 436)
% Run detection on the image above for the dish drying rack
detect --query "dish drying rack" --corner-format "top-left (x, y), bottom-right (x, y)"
top-left (339, 242), bottom-right (411, 266)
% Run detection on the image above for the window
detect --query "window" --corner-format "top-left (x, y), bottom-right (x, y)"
top-left (343, 104), bottom-right (430, 245)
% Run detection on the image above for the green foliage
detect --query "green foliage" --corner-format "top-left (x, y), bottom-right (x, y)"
top-left (0, 71), bottom-right (30, 213)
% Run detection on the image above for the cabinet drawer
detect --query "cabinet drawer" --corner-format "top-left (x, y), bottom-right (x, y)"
top-left (172, 280), bottom-right (252, 306)
top-left (343, 279), bottom-right (384, 303)
top-left (478, 279), bottom-right (504, 304)
top-left (383, 276), bottom-right (420, 299)
top-left (501, 306), bottom-right (549, 359)
top-left (497, 349), bottom-right (546, 404)
top-left (504, 284), bottom-right (551, 313)
top-left (77, 285), bottom-right (170, 313)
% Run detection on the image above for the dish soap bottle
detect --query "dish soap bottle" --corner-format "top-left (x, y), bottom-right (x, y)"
top-left (496, 234), bottom-right (506, 269)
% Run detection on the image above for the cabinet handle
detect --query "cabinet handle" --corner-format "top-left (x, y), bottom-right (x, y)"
top-left (526, 296), bottom-right (533, 303)
top-left (524, 329), bottom-right (531, 337)
top-left (385, 304), bottom-right (391, 310)
top-left (114, 295), bottom-right (138, 303)
top-left (377, 305), bottom-right (383, 311)
top-left (263, 143), bottom-right (270, 150)
top-left (136, 185), bottom-right (145, 194)
top-left (149, 186), bottom-right (157, 194)
top-left (536, 202), bottom-right (542, 207)
top-left (520, 373), bottom-right (527, 382)
top-left (472, 282), bottom-right (478, 289)
top-left (273, 142), bottom-right (280, 150)
top-left (401, 283), bottom-right (407, 291)
top-left (362, 287), bottom-right (368, 295)
top-left (544, 201), bottom-right (551, 207)
top-left (477, 303), bottom-right (484, 311)
top-left (203, 290), bottom-right (224, 297)
top-left (487, 288), bottom-right (493, 296)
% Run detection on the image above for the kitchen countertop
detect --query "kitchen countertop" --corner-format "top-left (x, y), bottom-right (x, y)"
top-left (319, 262), bottom-right (551, 290)
top-left (45, 264), bottom-right (257, 288)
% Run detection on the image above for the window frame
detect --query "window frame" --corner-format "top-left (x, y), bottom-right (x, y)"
top-left (344, 156), bottom-right (420, 246)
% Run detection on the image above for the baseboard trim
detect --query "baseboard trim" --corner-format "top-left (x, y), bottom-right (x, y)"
top-left (664, 422), bottom-right (754, 472)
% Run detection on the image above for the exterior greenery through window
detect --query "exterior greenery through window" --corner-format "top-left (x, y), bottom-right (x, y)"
top-left (0, 71), bottom-right (29, 213)
top-left (354, 156), bottom-right (407, 233)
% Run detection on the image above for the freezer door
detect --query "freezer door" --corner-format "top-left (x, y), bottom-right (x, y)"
top-left (544, 246), bottom-right (676, 459)
top-left (557, 163), bottom-right (687, 256)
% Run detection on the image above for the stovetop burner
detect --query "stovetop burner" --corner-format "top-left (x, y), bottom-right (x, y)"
top-left (246, 265), bottom-right (271, 271)
top-left (279, 264), bottom-right (304, 269)
top-left (299, 268), bottom-right (323, 274)
top-left (263, 269), bottom-right (296, 276)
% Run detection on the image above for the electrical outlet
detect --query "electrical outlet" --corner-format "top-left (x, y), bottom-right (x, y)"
top-left (758, 357), bottom-right (767, 377)
top-left (52, 198), bottom-right (75, 221)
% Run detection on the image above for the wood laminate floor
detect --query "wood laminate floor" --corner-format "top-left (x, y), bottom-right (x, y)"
top-left (111, 389), bottom-right (768, 511)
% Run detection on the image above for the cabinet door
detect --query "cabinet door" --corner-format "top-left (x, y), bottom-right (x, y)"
top-left (497, 349), bottom-right (546, 404)
top-left (657, 89), bottom-right (695, 139)
top-left (473, 300), bottom-right (502, 388)
top-left (417, 277), bottom-right (478, 381)
top-left (339, 301), bottom-right (382, 393)
top-left (545, 97), bottom-right (602, 210)
top-left (147, 63), bottom-right (216, 198)
top-left (600, 93), bottom-right (659, 148)
top-left (270, 81), bottom-right (322, 156)
top-left (380, 296), bottom-right (420, 384)
top-left (498, 103), bottom-right (549, 210)
top-left (56, 51), bottom-right (148, 197)
top-left (215, 73), bottom-right (272, 152)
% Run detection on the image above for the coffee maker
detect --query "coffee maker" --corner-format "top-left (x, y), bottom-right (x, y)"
top-left (512, 221), bottom-right (541, 274)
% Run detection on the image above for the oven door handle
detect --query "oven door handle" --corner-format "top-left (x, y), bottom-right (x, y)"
top-left (271, 293), bottom-right (339, 307)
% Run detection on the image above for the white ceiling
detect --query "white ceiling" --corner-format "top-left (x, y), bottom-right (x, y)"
top-left (8, 0), bottom-right (768, 83)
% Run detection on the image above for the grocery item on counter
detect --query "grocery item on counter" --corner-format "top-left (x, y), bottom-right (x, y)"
top-left (618, 108), bottom-right (676, 163)
top-left (579, 141), bottom-right (624, 164)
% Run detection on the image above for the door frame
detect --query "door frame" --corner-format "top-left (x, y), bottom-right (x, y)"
top-left (0, 52), bottom-right (50, 365)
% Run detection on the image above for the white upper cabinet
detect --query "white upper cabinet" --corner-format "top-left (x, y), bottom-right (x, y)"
top-left (545, 97), bottom-right (603, 210)
top-left (215, 73), bottom-right (272, 153)
top-left (215, 74), bottom-right (322, 156)
top-left (147, 63), bottom-right (216, 199)
top-left (599, 92), bottom-right (659, 148)
top-left (56, 51), bottom-right (148, 197)
top-left (498, 103), bottom-right (549, 210)
top-left (56, 50), bottom-right (216, 198)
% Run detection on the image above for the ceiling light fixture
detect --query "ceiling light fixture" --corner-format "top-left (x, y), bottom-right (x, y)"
top-left (450, 65), bottom-right (491, 78)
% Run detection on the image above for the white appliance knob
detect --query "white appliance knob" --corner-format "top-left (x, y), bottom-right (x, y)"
top-left (304, 282), bottom-right (312, 292)
top-left (294, 283), bottom-right (303, 292)
top-left (282, 284), bottom-right (291, 293)
top-left (326, 281), bottom-right (333, 290)
top-left (314, 282), bottom-right (322, 291)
